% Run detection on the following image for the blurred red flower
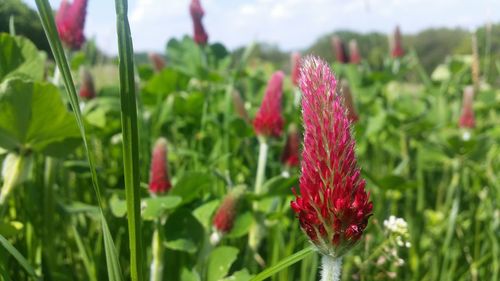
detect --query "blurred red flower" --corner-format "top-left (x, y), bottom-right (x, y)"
top-left (459, 86), bottom-right (475, 129)
top-left (190, 0), bottom-right (209, 45)
top-left (253, 71), bottom-right (285, 138)
top-left (149, 138), bottom-right (172, 194)
top-left (55, 0), bottom-right (87, 50)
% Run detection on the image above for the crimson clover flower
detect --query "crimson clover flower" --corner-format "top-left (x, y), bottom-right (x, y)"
top-left (291, 52), bottom-right (302, 86)
top-left (459, 86), bottom-right (475, 129)
top-left (189, 0), bottom-right (209, 45)
top-left (253, 71), bottom-right (285, 138)
top-left (148, 53), bottom-right (166, 72)
top-left (281, 125), bottom-right (300, 168)
top-left (340, 79), bottom-right (359, 123)
top-left (331, 36), bottom-right (348, 64)
top-left (210, 187), bottom-right (245, 245)
top-left (391, 26), bottom-right (404, 58)
top-left (149, 138), bottom-right (172, 194)
top-left (55, 0), bottom-right (88, 50)
top-left (79, 69), bottom-right (95, 100)
top-left (349, 40), bottom-right (361, 64)
top-left (291, 56), bottom-right (372, 258)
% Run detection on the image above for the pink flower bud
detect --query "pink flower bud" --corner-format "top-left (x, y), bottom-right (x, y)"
top-left (291, 52), bottom-right (301, 86)
top-left (349, 40), bottom-right (361, 64)
top-left (55, 0), bottom-right (88, 50)
top-left (232, 90), bottom-right (250, 123)
top-left (391, 26), bottom-right (404, 58)
top-left (281, 125), bottom-right (300, 168)
top-left (291, 56), bottom-right (372, 258)
top-left (148, 53), bottom-right (166, 72)
top-left (253, 71), bottom-right (285, 138)
top-left (79, 69), bottom-right (95, 100)
top-left (149, 138), bottom-right (172, 194)
top-left (212, 187), bottom-right (244, 235)
top-left (459, 86), bottom-right (475, 129)
top-left (340, 79), bottom-right (358, 123)
top-left (189, 0), bottom-right (208, 45)
top-left (332, 36), bottom-right (348, 64)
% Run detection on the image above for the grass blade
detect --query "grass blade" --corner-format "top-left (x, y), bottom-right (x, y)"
top-left (33, 1), bottom-right (124, 280)
top-left (0, 234), bottom-right (38, 279)
top-left (114, 1), bottom-right (144, 280)
top-left (250, 246), bottom-right (314, 281)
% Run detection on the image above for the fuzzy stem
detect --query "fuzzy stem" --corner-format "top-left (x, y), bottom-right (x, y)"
top-left (320, 255), bottom-right (342, 281)
top-left (254, 137), bottom-right (268, 196)
top-left (149, 227), bottom-right (163, 281)
top-left (0, 154), bottom-right (26, 206)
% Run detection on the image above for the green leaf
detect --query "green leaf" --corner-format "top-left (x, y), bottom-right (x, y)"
top-left (0, 78), bottom-right (80, 157)
top-left (180, 267), bottom-right (201, 281)
top-left (193, 199), bottom-right (220, 230)
top-left (226, 212), bottom-right (253, 238)
top-left (170, 172), bottom-right (213, 205)
top-left (207, 246), bottom-right (239, 281)
top-left (0, 234), bottom-right (38, 279)
top-left (221, 269), bottom-right (253, 281)
top-left (141, 195), bottom-right (182, 220)
top-left (164, 209), bottom-right (204, 253)
top-left (110, 195), bottom-right (127, 217)
top-left (0, 33), bottom-right (45, 82)
top-left (115, 0), bottom-right (144, 280)
top-left (0, 221), bottom-right (23, 238)
top-left (144, 68), bottom-right (189, 97)
top-left (262, 175), bottom-right (299, 197)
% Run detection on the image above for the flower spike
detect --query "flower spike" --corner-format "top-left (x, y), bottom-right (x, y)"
top-left (291, 56), bottom-right (372, 259)
top-left (55, 0), bottom-right (88, 50)
top-left (189, 0), bottom-right (209, 45)
top-left (149, 138), bottom-right (172, 194)
top-left (253, 71), bottom-right (285, 138)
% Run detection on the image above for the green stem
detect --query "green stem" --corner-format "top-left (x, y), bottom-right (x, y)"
top-left (254, 137), bottom-right (268, 196)
top-left (149, 226), bottom-right (163, 281)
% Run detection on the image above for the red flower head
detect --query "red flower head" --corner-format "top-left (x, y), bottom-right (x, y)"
top-left (291, 52), bottom-right (302, 86)
top-left (79, 69), bottom-right (95, 100)
top-left (349, 40), bottom-right (361, 64)
top-left (459, 86), bottom-right (475, 129)
top-left (189, 0), bottom-right (209, 45)
top-left (253, 71), bottom-right (285, 138)
top-left (149, 138), bottom-right (172, 194)
top-left (391, 26), bottom-right (404, 58)
top-left (148, 53), bottom-right (166, 72)
top-left (55, 0), bottom-right (88, 50)
top-left (291, 56), bottom-right (372, 258)
top-left (281, 125), bottom-right (300, 168)
top-left (340, 79), bottom-right (359, 123)
top-left (211, 187), bottom-right (245, 244)
top-left (332, 36), bottom-right (348, 64)
top-left (232, 90), bottom-right (250, 123)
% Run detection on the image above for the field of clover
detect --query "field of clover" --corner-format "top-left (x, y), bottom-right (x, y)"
top-left (0, 0), bottom-right (499, 281)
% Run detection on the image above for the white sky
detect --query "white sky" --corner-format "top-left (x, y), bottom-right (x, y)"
top-left (23, 0), bottom-right (499, 55)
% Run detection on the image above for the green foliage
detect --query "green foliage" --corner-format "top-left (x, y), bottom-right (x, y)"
top-left (0, 78), bottom-right (80, 157)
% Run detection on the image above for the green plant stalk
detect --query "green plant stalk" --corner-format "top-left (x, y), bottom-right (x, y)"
top-left (114, 1), bottom-right (144, 280)
top-left (0, 234), bottom-right (38, 279)
top-left (9, 16), bottom-right (15, 36)
top-left (254, 136), bottom-right (268, 197)
top-left (43, 157), bottom-right (56, 275)
top-left (250, 246), bottom-right (314, 281)
top-left (149, 226), bottom-right (163, 281)
top-left (0, 154), bottom-right (26, 207)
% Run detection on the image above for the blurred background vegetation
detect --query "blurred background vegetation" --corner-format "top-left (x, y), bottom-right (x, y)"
top-left (2, 0), bottom-right (500, 85)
